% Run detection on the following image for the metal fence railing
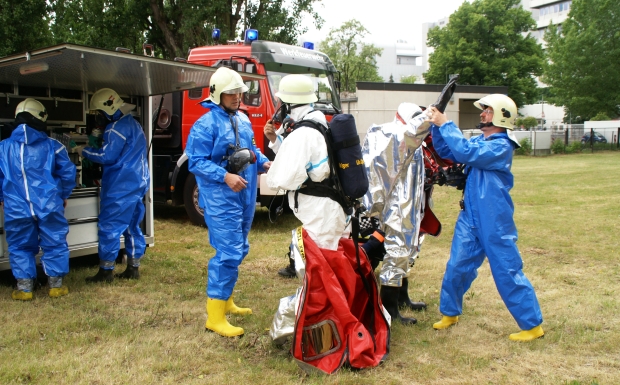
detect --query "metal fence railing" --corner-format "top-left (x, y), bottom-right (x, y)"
top-left (548, 125), bottom-right (620, 152)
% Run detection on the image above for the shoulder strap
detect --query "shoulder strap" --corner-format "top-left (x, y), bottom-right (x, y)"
top-left (294, 119), bottom-right (353, 215)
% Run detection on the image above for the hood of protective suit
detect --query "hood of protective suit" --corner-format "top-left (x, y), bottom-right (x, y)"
top-left (395, 102), bottom-right (423, 124)
top-left (12, 113), bottom-right (48, 134)
top-left (10, 123), bottom-right (49, 144)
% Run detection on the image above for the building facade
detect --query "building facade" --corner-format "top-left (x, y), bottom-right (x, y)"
top-left (373, 40), bottom-right (424, 83)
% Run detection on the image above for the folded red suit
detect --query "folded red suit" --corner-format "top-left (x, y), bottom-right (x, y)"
top-left (292, 229), bottom-right (390, 374)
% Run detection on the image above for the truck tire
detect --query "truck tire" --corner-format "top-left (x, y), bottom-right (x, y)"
top-left (183, 173), bottom-right (206, 227)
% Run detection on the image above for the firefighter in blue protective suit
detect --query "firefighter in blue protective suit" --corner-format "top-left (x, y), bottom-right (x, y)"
top-left (0, 98), bottom-right (76, 300)
top-left (185, 67), bottom-right (271, 338)
top-left (427, 94), bottom-right (544, 342)
top-left (78, 88), bottom-right (150, 283)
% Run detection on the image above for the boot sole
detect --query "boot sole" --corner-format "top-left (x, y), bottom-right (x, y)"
top-left (399, 304), bottom-right (428, 311)
top-left (433, 323), bottom-right (458, 330)
top-left (115, 275), bottom-right (140, 280)
top-left (205, 327), bottom-right (244, 338)
top-left (85, 278), bottom-right (114, 283)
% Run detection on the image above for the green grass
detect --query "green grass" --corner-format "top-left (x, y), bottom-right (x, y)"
top-left (0, 152), bottom-right (619, 384)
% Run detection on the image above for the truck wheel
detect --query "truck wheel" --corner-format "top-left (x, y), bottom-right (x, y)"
top-left (183, 173), bottom-right (206, 227)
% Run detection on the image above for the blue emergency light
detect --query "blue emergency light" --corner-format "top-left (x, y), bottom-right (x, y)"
top-left (244, 29), bottom-right (258, 45)
top-left (302, 42), bottom-right (314, 50)
top-left (212, 28), bottom-right (221, 41)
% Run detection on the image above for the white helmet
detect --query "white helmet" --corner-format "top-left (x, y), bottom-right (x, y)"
top-left (15, 98), bottom-right (48, 122)
top-left (90, 88), bottom-right (135, 116)
top-left (275, 74), bottom-right (318, 104)
top-left (474, 94), bottom-right (517, 130)
top-left (207, 67), bottom-right (249, 105)
top-left (395, 102), bottom-right (423, 124)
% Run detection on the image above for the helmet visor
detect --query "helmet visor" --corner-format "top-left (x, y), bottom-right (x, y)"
top-left (222, 86), bottom-right (246, 95)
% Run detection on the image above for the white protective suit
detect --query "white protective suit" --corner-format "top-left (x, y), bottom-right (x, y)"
top-left (266, 106), bottom-right (348, 250)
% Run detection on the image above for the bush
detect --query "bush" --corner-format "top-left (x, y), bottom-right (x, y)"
top-left (565, 141), bottom-right (582, 154)
top-left (514, 116), bottom-right (538, 130)
top-left (515, 138), bottom-right (532, 156)
top-left (551, 138), bottom-right (566, 154)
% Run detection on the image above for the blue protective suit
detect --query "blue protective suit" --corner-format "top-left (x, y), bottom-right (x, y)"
top-left (0, 124), bottom-right (76, 282)
top-left (431, 121), bottom-right (543, 330)
top-left (185, 101), bottom-right (269, 300)
top-left (82, 113), bottom-right (150, 269)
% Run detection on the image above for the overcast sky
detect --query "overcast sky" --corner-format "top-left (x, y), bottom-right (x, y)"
top-left (300, 0), bottom-right (469, 49)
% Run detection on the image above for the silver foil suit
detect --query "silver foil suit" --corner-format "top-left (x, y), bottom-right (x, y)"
top-left (361, 103), bottom-right (431, 287)
top-left (269, 228), bottom-right (307, 344)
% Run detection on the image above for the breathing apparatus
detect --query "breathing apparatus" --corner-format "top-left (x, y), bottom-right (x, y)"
top-left (222, 114), bottom-right (256, 174)
top-left (270, 99), bottom-right (312, 138)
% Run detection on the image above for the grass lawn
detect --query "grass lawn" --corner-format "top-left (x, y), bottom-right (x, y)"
top-left (0, 152), bottom-right (618, 385)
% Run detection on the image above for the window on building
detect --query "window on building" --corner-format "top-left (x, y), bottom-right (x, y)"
top-left (397, 56), bottom-right (417, 65)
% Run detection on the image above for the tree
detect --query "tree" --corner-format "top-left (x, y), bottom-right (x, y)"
top-left (389, 74), bottom-right (394, 83)
top-left (0, 0), bottom-right (52, 57)
top-left (319, 19), bottom-right (383, 93)
top-left (590, 112), bottom-right (611, 121)
top-left (543, 0), bottom-right (620, 120)
top-left (48, 0), bottom-right (323, 59)
top-left (400, 74), bottom-right (417, 84)
top-left (515, 116), bottom-right (538, 130)
top-left (424, 0), bottom-right (543, 108)
top-left (49, 0), bottom-right (147, 56)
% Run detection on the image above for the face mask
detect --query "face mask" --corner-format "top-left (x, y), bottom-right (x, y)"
top-left (94, 110), bottom-right (111, 128)
top-left (224, 145), bottom-right (256, 174)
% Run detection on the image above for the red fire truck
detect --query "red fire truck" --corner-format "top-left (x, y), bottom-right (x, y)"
top-left (152, 32), bottom-right (342, 225)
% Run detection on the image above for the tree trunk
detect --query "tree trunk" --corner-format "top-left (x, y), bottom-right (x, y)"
top-left (149, 0), bottom-right (181, 57)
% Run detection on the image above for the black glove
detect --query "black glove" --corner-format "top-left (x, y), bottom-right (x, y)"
top-left (362, 230), bottom-right (386, 266)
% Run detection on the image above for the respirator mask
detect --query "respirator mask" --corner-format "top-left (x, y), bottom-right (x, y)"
top-left (223, 114), bottom-right (256, 174)
top-left (224, 145), bottom-right (257, 174)
top-left (271, 99), bottom-right (307, 138)
top-left (93, 110), bottom-right (112, 128)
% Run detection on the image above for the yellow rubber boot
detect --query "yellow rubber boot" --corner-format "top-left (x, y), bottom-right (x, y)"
top-left (49, 286), bottom-right (69, 298)
top-left (205, 298), bottom-right (244, 337)
top-left (433, 315), bottom-right (459, 330)
top-left (509, 325), bottom-right (544, 341)
top-left (225, 297), bottom-right (252, 316)
top-left (12, 290), bottom-right (33, 301)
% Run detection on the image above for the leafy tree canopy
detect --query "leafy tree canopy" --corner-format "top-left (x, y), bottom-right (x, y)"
top-left (424, 0), bottom-right (543, 107)
top-left (0, 0), bottom-right (52, 57)
top-left (400, 74), bottom-right (417, 84)
top-left (590, 112), bottom-right (611, 121)
top-left (515, 116), bottom-right (538, 130)
top-left (319, 19), bottom-right (383, 93)
top-left (34, 0), bottom-right (323, 59)
top-left (542, 0), bottom-right (620, 120)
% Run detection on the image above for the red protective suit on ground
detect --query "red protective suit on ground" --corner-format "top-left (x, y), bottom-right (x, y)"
top-left (292, 229), bottom-right (390, 374)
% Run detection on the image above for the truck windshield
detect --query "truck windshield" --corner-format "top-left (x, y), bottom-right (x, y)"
top-left (266, 67), bottom-right (341, 114)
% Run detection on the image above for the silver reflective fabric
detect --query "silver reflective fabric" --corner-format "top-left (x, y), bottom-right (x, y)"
top-left (270, 286), bottom-right (302, 344)
top-left (100, 260), bottom-right (115, 269)
top-left (48, 276), bottom-right (63, 288)
top-left (16, 278), bottom-right (34, 292)
top-left (127, 257), bottom-right (141, 268)
top-left (361, 113), bottom-right (430, 287)
top-left (270, 228), bottom-right (307, 343)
